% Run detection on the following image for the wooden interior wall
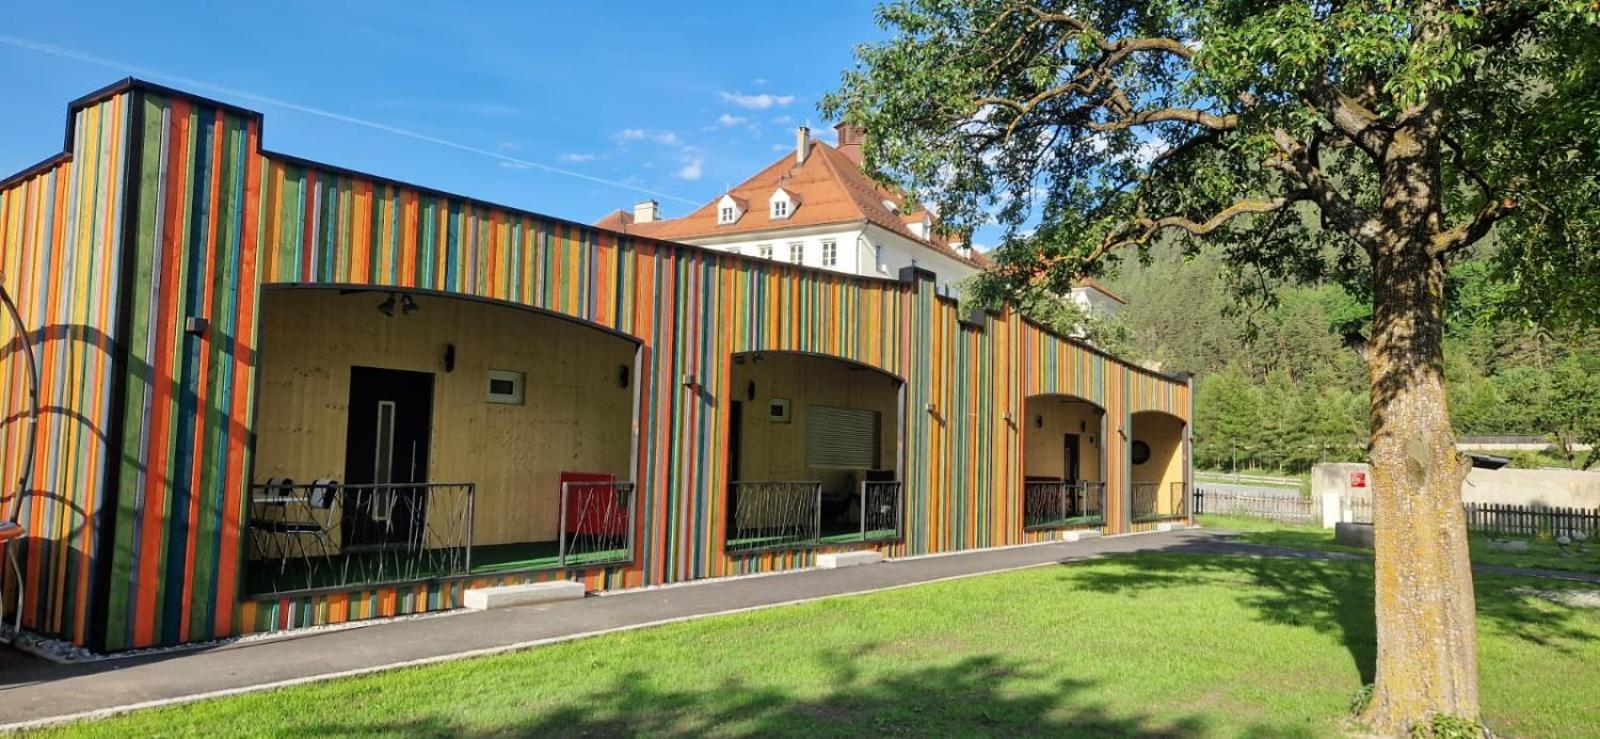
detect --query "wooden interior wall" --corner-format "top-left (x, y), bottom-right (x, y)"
top-left (728, 353), bottom-right (900, 492)
top-left (1132, 411), bottom-right (1186, 515)
top-left (2, 81), bottom-right (1192, 649)
top-left (251, 289), bottom-right (636, 547)
top-left (1022, 397), bottom-right (1105, 483)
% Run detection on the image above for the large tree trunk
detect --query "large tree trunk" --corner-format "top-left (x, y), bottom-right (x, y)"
top-left (1362, 241), bottom-right (1479, 735)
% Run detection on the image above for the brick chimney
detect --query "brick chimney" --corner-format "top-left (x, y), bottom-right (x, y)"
top-left (633, 199), bottom-right (659, 223)
top-left (796, 126), bottom-right (811, 165)
top-left (835, 122), bottom-right (865, 164)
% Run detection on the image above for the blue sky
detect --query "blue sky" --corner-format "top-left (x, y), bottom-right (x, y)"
top-left (0, 2), bottom-right (892, 227)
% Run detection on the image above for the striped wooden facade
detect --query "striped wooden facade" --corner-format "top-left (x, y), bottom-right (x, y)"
top-left (0, 80), bottom-right (1190, 652)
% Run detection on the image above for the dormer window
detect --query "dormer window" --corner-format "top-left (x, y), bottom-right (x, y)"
top-left (768, 187), bottom-right (798, 221)
top-left (716, 194), bottom-right (746, 225)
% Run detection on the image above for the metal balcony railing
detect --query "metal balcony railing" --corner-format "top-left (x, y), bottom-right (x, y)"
top-left (1132, 481), bottom-right (1188, 522)
top-left (246, 481), bottom-right (474, 597)
top-left (726, 480), bottom-right (904, 554)
top-left (1023, 481), bottom-right (1106, 530)
top-left (558, 480), bottom-right (638, 569)
top-left (247, 479), bottom-right (639, 597)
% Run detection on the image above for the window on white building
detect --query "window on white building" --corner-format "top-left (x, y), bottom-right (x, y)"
top-left (772, 200), bottom-right (788, 218)
top-left (821, 239), bottom-right (837, 267)
top-left (719, 206), bottom-right (736, 224)
top-left (788, 242), bottom-right (804, 264)
top-left (729, 246), bottom-right (741, 256)
top-left (874, 244), bottom-right (887, 273)
top-left (758, 244), bottom-right (773, 259)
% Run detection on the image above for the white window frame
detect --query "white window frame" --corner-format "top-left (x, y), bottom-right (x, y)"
top-left (771, 200), bottom-right (788, 219)
top-left (788, 241), bottom-right (804, 264)
top-left (758, 244), bottom-right (773, 259)
top-left (718, 206), bottom-right (736, 224)
top-left (821, 239), bottom-right (837, 267)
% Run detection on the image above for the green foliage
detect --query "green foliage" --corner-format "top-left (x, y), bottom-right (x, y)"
top-left (1350, 683), bottom-right (1376, 717)
top-left (1411, 713), bottom-right (1486, 739)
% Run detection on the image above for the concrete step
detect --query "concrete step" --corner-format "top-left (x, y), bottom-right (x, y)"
top-left (815, 550), bottom-right (883, 569)
top-left (1061, 530), bottom-right (1103, 542)
top-left (463, 581), bottom-right (586, 610)
top-left (1156, 522), bottom-right (1190, 532)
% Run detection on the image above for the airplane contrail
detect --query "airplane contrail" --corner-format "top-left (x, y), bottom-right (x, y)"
top-left (0, 35), bottom-right (702, 206)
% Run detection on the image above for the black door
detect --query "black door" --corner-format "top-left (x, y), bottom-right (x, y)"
top-left (343, 366), bottom-right (434, 549)
top-left (1063, 433), bottom-right (1082, 485)
top-left (1063, 433), bottom-right (1083, 516)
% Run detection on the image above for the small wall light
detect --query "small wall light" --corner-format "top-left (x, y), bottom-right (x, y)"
top-left (618, 364), bottom-right (631, 389)
top-left (746, 380), bottom-right (756, 401)
top-left (681, 372), bottom-right (697, 388)
top-left (376, 293), bottom-right (397, 316)
top-left (925, 402), bottom-right (938, 414)
top-left (1034, 414), bottom-right (1043, 429)
top-left (1080, 420), bottom-right (1087, 432)
top-left (400, 294), bottom-right (420, 316)
top-left (443, 343), bottom-right (456, 373)
top-left (1003, 411), bottom-right (1014, 423)
top-left (184, 316), bottom-right (209, 336)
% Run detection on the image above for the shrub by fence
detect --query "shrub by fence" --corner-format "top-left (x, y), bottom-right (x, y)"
top-left (1191, 487), bottom-right (1317, 523)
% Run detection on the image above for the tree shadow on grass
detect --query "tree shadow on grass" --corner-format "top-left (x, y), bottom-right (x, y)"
top-left (1054, 550), bottom-right (1600, 687)
top-left (289, 650), bottom-right (1320, 738)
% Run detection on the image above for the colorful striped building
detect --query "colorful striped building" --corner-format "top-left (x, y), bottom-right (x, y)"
top-left (0, 80), bottom-right (1191, 653)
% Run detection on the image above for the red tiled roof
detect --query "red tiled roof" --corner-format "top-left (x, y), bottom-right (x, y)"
top-left (598, 140), bottom-right (991, 270)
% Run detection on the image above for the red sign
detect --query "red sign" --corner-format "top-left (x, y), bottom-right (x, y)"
top-left (1350, 471), bottom-right (1367, 488)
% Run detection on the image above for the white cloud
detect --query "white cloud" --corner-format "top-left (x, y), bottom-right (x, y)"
top-left (771, 143), bottom-right (791, 152)
top-left (614, 128), bottom-right (682, 147)
top-left (715, 113), bottom-right (747, 127)
top-left (676, 158), bottom-right (705, 181)
top-left (771, 115), bottom-right (793, 125)
top-left (558, 152), bottom-right (595, 163)
top-left (719, 91), bottom-right (795, 110)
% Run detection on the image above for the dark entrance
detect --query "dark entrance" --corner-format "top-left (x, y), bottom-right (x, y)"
top-left (343, 366), bottom-right (434, 550)
top-left (1063, 433), bottom-right (1082, 485)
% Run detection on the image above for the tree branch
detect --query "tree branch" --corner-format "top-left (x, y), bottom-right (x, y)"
top-left (1091, 191), bottom-right (1312, 262)
top-left (1433, 196), bottom-right (1517, 256)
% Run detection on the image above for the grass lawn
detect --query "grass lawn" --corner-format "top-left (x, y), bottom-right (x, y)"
top-left (35, 553), bottom-right (1600, 738)
top-left (1197, 514), bottom-right (1600, 575)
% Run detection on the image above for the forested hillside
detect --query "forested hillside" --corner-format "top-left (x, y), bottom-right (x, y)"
top-left (1101, 252), bottom-right (1599, 473)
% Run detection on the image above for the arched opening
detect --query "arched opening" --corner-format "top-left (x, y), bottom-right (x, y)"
top-left (1022, 395), bottom-right (1108, 529)
top-left (245, 286), bottom-right (641, 596)
top-left (724, 351), bottom-right (904, 553)
top-left (1130, 410), bottom-right (1188, 521)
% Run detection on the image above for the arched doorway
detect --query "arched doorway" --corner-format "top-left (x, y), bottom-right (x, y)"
top-left (724, 351), bottom-right (904, 553)
top-left (245, 286), bottom-right (642, 595)
top-left (1130, 411), bottom-right (1188, 521)
top-left (1021, 395), bottom-right (1108, 529)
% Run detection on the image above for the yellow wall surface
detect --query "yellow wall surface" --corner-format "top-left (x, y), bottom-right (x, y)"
top-left (1023, 397), bottom-right (1105, 482)
top-left (1132, 411), bottom-right (1186, 514)
top-left (729, 353), bottom-right (901, 493)
top-left (252, 289), bottom-right (637, 547)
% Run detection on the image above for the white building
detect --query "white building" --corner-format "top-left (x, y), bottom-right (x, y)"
top-left (597, 123), bottom-right (1124, 313)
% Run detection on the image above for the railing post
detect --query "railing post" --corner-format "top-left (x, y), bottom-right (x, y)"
top-left (860, 481), bottom-right (868, 541)
top-left (896, 481), bottom-right (905, 541)
top-left (464, 484), bottom-right (475, 576)
top-left (626, 482), bottom-right (639, 563)
top-left (558, 482), bottom-right (569, 569)
top-left (1058, 483), bottom-right (1067, 524)
top-left (813, 483), bottom-right (823, 545)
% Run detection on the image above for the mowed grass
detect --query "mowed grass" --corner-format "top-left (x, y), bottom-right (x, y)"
top-left (1198, 513), bottom-right (1600, 575)
top-left (36, 554), bottom-right (1600, 738)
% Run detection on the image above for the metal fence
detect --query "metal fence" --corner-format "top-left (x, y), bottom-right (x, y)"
top-left (246, 481), bottom-right (475, 596)
top-left (1023, 481), bottom-right (1106, 529)
top-left (726, 480), bottom-right (904, 554)
top-left (559, 481), bottom-right (639, 568)
top-left (1191, 487), bottom-right (1316, 523)
top-left (1465, 503), bottom-right (1600, 538)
